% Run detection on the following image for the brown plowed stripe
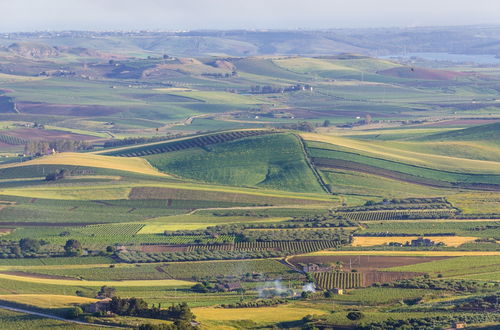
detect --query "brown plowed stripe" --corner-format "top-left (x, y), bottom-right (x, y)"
top-left (313, 157), bottom-right (500, 191)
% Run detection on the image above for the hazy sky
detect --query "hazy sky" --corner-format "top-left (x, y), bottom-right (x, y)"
top-left (1, 0), bottom-right (499, 32)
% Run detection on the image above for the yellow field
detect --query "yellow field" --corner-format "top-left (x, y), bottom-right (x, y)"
top-left (0, 294), bottom-right (97, 308)
top-left (300, 132), bottom-right (500, 174)
top-left (0, 273), bottom-right (194, 287)
top-left (352, 236), bottom-right (478, 247)
top-left (304, 251), bottom-right (500, 257)
top-left (0, 152), bottom-right (169, 177)
top-left (0, 73), bottom-right (47, 82)
top-left (193, 305), bottom-right (327, 323)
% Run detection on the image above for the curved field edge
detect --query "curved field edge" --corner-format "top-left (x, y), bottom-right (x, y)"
top-left (145, 133), bottom-right (326, 193)
top-left (300, 132), bottom-right (500, 174)
top-left (0, 273), bottom-right (194, 287)
top-left (0, 152), bottom-right (169, 177)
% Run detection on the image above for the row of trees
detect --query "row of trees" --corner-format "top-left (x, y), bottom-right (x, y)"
top-left (109, 298), bottom-right (195, 322)
top-left (378, 277), bottom-right (498, 293)
top-left (24, 140), bottom-right (93, 156)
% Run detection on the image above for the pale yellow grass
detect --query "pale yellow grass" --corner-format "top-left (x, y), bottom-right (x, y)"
top-left (303, 251), bottom-right (500, 257)
top-left (0, 152), bottom-right (169, 177)
top-left (300, 132), bottom-right (500, 174)
top-left (352, 236), bottom-right (478, 247)
top-left (0, 294), bottom-right (97, 308)
top-left (194, 305), bottom-right (326, 323)
top-left (0, 73), bottom-right (47, 82)
top-left (0, 273), bottom-right (194, 287)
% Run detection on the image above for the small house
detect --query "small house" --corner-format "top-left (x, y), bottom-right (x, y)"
top-left (84, 298), bottom-right (111, 313)
top-left (302, 263), bottom-right (332, 273)
top-left (215, 282), bottom-right (242, 292)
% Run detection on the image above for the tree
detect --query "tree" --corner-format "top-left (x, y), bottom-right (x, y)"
top-left (347, 311), bottom-right (364, 321)
top-left (98, 286), bottom-right (116, 298)
top-left (191, 283), bottom-right (209, 293)
top-left (19, 238), bottom-right (40, 253)
top-left (67, 306), bottom-right (83, 319)
top-left (322, 120), bottom-right (331, 127)
top-left (64, 239), bottom-right (82, 256)
top-left (45, 169), bottom-right (67, 181)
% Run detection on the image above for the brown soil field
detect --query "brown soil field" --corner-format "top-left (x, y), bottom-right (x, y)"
top-left (378, 67), bottom-right (466, 80)
top-left (129, 186), bottom-right (326, 205)
top-left (17, 102), bottom-right (122, 116)
top-left (288, 255), bottom-right (449, 270)
top-left (3, 128), bottom-right (101, 141)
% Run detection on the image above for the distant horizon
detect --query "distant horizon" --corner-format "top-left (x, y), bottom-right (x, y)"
top-left (2, 23), bottom-right (500, 34)
top-left (1, 0), bottom-right (499, 32)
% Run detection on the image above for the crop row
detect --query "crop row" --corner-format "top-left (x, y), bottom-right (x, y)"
top-left (0, 134), bottom-right (26, 145)
top-left (337, 209), bottom-right (457, 221)
top-left (107, 130), bottom-right (272, 157)
top-left (185, 240), bottom-right (340, 252)
top-left (314, 271), bottom-right (363, 289)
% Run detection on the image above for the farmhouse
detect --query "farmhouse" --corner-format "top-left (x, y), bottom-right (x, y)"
top-left (83, 298), bottom-right (112, 313)
top-left (302, 263), bottom-right (332, 273)
top-left (215, 282), bottom-right (243, 292)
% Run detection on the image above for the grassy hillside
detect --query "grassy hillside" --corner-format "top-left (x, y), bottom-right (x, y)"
top-left (146, 133), bottom-right (325, 193)
top-left (418, 121), bottom-right (500, 143)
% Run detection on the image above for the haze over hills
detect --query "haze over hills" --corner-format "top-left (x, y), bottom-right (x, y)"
top-left (2, 25), bottom-right (500, 57)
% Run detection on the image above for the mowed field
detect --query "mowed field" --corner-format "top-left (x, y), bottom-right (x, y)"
top-left (193, 305), bottom-right (327, 323)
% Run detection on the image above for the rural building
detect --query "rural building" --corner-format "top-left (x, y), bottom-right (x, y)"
top-left (83, 298), bottom-right (111, 313)
top-left (215, 282), bottom-right (243, 292)
top-left (302, 263), bottom-right (332, 273)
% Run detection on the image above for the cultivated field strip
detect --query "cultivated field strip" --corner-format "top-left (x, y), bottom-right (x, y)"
top-left (314, 272), bottom-right (363, 289)
top-left (105, 130), bottom-right (274, 157)
top-left (185, 240), bottom-right (340, 252)
top-left (337, 209), bottom-right (457, 221)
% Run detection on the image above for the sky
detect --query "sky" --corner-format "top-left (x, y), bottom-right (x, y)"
top-left (0, 0), bottom-right (499, 32)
